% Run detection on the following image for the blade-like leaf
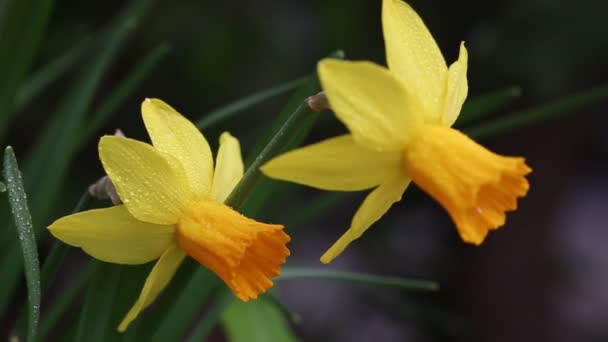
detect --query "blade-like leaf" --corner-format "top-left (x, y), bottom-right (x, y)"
top-left (456, 86), bottom-right (521, 126)
top-left (466, 83), bottom-right (608, 138)
top-left (196, 76), bottom-right (308, 129)
top-left (14, 35), bottom-right (93, 112)
top-left (37, 261), bottom-right (94, 342)
top-left (3, 146), bottom-right (41, 341)
top-left (80, 42), bottom-right (172, 143)
top-left (278, 267), bottom-right (438, 292)
top-left (74, 262), bottom-right (123, 342)
top-left (186, 289), bottom-right (233, 342)
top-left (221, 297), bottom-right (297, 342)
top-left (0, 0), bottom-right (156, 314)
top-left (39, 191), bottom-right (90, 292)
top-left (0, 0), bottom-right (54, 140)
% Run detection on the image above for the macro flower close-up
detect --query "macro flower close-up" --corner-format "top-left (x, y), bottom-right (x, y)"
top-left (1, 0), bottom-right (606, 340)
top-left (261, 0), bottom-right (532, 263)
top-left (47, 99), bottom-right (290, 331)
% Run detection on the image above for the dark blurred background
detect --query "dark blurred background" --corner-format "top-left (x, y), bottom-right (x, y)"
top-left (10, 0), bottom-right (608, 341)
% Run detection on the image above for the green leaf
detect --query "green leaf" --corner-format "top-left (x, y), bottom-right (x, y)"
top-left (278, 267), bottom-right (439, 292)
top-left (80, 42), bottom-right (172, 143)
top-left (3, 146), bottom-right (41, 341)
top-left (196, 76), bottom-right (309, 129)
top-left (456, 86), bottom-right (521, 126)
top-left (186, 289), bottom-right (234, 342)
top-left (39, 191), bottom-right (90, 292)
top-left (222, 297), bottom-right (297, 342)
top-left (466, 83), bottom-right (608, 139)
top-left (0, 0), bottom-right (157, 315)
top-left (226, 83), bottom-right (320, 210)
top-left (75, 262), bottom-right (123, 342)
top-left (0, 0), bottom-right (54, 140)
top-left (145, 268), bottom-right (220, 341)
top-left (37, 262), bottom-right (94, 342)
top-left (14, 35), bottom-right (93, 112)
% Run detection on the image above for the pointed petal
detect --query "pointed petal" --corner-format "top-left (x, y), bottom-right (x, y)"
top-left (318, 59), bottom-right (424, 151)
top-left (142, 98), bottom-right (214, 197)
top-left (118, 244), bottom-right (186, 332)
top-left (442, 42), bottom-right (469, 127)
top-left (382, 0), bottom-right (447, 121)
top-left (261, 135), bottom-right (402, 191)
top-left (320, 173), bottom-right (411, 263)
top-left (211, 132), bottom-right (244, 203)
top-left (99, 136), bottom-right (191, 225)
top-left (48, 206), bottom-right (174, 265)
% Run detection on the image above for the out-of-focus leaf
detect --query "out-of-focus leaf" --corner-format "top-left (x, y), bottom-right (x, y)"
top-left (14, 35), bottom-right (93, 112)
top-left (3, 146), bottom-right (41, 341)
top-left (80, 42), bottom-right (171, 143)
top-left (146, 268), bottom-right (220, 341)
top-left (39, 191), bottom-right (90, 292)
top-left (37, 262), bottom-right (94, 342)
top-left (456, 86), bottom-right (521, 126)
top-left (74, 262), bottom-right (123, 342)
top-left (0, 0), bottom-right (54, 140)
top-left (0, 0), bottom-right (156, 314)
top-left (196, 76), bottom-right (308, 129)
top-left (466, 83), bottom-right (608, 138)
top-left (222, 298), bottom-right (297, 342)
top-left (278, 267), bottom-right (439, 292)
top-left (185, 289), bottom-right (233, 342)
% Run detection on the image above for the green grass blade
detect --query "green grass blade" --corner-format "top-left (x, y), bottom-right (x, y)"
top-left (278, 267), bottom-right (438, 292)
top-left (39, 191), bottom-right (90, 292)
top-left (185, 289), bottom-right (233, 342)
top-left (14, 35), bottom-right (93, 112)
top-left (3, 146), bottom-right (41, 341)
top-left (147, 268), bottom-right (220, 341)
top-left (221, 298), bottom-right (297, 342)
top-left (225, 101), bottom-right (318, 209)
top-left (80, 43), bottom-right (172, 142)
top-left (23, 0), bottom-right (155, 227)
top-left (0, 0), bottom-right (156, 316)
top-left (195, 76), bottom-right (308, 129)
top-left (466, 83), bottom-right (608, 139)
top-left (74, 262), bottom-right (123, 342)
top-left (37, 262), bottom-right (94, 342)
top-left (0, 0), bottom-right (54, 140)
top-left (456, 86), bottom-right (521, 126)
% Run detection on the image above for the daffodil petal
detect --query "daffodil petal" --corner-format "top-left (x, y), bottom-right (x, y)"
top-left (48, 206), bottom-right (174, 265)
top-left (99, 136), bottom-right (191, 225)
top-left (442, 42), bottom-right (469, 127)
top-left (118, 243), bottom-right (186, 332)
top-left (320, 173), bottom-right (411, 263)
top-left (211, 132), bottom-right (244, 203)
top-left (261, 134), bottom-right (402, 191)
top-left (142, 98), bottom-right (214, 197)
top-left (318, 59), bottom-right (424, 151)
top-left (382, 0), bottom-right (447, 121)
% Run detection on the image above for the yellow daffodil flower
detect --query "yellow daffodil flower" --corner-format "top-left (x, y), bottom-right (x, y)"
top-left (261, 0), bottom-right (531, 264)
top-left (48, 99), bottom-right (290, 331)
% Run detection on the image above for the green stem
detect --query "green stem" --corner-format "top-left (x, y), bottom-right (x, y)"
top-left (277, 267), bottom-right (439, 292)
top-left (225, 102), bottom-right (316, 210)
top-left (196, 77), bottom-right (308, 130)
